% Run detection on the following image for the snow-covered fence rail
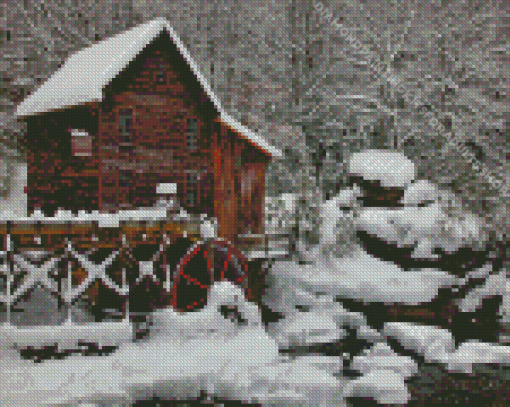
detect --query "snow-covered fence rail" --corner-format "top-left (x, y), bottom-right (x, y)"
top-left (0, 207), bottom-right (291, 350)
top-left (0, 214), bottom-right (203, 350)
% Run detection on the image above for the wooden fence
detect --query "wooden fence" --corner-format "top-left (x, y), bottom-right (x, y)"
top-left (0, 213), bottom-right (290, 349)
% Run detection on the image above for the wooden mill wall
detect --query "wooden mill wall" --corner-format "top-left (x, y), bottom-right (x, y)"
top-left (23, 29), bottom-right (271, 250)
top-left (98, 31), bottom-right (217, 215)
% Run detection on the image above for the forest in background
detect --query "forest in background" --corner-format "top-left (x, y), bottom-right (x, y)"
top-left (0, 0), bottom-right (507, 240)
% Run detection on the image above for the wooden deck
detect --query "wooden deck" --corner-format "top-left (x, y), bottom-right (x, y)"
top-left (235, 232), bottom-right (291, 260)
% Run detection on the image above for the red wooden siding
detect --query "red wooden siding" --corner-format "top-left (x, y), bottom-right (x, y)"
top-left (23, 31), bottom-right (271, 252)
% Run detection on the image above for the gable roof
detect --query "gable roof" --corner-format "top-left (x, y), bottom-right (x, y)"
top-left (15, 18), bottom-right (282, 158)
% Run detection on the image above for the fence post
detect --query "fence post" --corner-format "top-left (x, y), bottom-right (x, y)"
top-left (6, 231), bottom-right (11, 326)
top-left (66, 239), bottom-right (73, 325)
top-left (122, 266), bottom-right (129, 320)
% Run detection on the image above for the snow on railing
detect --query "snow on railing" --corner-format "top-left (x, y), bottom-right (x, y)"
top-left (0, 209), bottom-right (204, 351)
top-left (0, 234), bottom-right (133, 350)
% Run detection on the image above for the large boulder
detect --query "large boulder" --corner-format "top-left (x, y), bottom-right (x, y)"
top-left (348, 149), bottom-right (417, 189)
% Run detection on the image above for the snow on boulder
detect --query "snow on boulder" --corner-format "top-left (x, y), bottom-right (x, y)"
top-left (402, 179), bottom-right (439, 206)
top-left (336, 185), bottom-right (363, 209)
top-left (348, 149), bottom-right (416, 188)
top-left (151, 281), bottom-right (263, 341)
top-left (351, 342), bottom-right (419, 380)
top-left (356, 208), bottom-right (416, 248)
top-left (250, 361), bottom-right (346, 406)
top-left (292, 355), bottom-right (343, 376)
top-left (269, 309), bottom-right (348, 348)
top-left (280, 360), bottom-right (346, 405)
top-left (382, 322), bottom-right (455, 364)
top-left (445, 341), bottom-right (510, 375)
top-left (457, 271), bottom-right (507, 313)
top-left (282, 248), bottom-right (459, 305)
top-left (356, 325), bottom-right (385, 344)
top-left (342, 369), bottom-right (411, 405)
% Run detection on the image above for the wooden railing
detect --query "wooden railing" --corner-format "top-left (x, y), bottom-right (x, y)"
top-left (0, 211), bottom-right (290, 349)
top-left (0, 214), bottom-right (204, 350)
top-left (235, 231), bottom-right (291, 260)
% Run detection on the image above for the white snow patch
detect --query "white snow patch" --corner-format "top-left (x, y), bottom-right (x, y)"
top-left (269, 309), bottom-right (348, 348)
top-left (1, 281), bottom-right (305, 406)
top-left (382, 322), bottom-right (456, 364)
top-left (445, 341), bottom-right (510, 374)
top-left (271, 247), bottom-right (458, 304)
top-left (342, 369), bottom-right (411, 405)
top-left (348, 149), bottom-right (416, 188)
top-left (292, 355), bottom-right (343, 376)
top-left (351, 342), bottom-right (419, 380)
top-left (402, 179), bottom-right (439, 206)
top-left (457, 271), bottom-right (507, 313)
top-left (356, 208), bottom-right (416, 248)
top-left (0, 161), bottom-right (28, 218)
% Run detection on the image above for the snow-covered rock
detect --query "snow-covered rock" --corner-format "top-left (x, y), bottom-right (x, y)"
top-left (336, 185), bottom-right (363, 209)
top-left (275, 247), bottom-right (459, 305)
top-left (348, 149), bottom-right (416, 188)
top-left (250, 361), bottom-right (347, 406)
top-left (457, 271), bottom-right (507, 313)
top-left (351, 342), bottom-right (419, 380)
top-left (268, 309), bottom-right (348, 348)
top-left (402, 179), bottom-right (439, 206)
top-left (445, 341), bottom-right (510, 374)
top-left (356, 207), bottom-right (416, 248)
top-left (342, 369), bottom-right (411, 405)
top-left (382, 322), bottom-right (456, 364)
top-left (151, 281), bottom-right (263, 341)
top-left (291, 355), bottom-right (343, 376)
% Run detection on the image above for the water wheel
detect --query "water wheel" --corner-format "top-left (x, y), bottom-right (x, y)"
top-left (169, 239), bottom-right (250, 312)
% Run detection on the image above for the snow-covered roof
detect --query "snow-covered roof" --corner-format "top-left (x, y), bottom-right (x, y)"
top-left (348, 149), bottom-right (416, 188)
top-left (15, 18), bottom-right (282, 158)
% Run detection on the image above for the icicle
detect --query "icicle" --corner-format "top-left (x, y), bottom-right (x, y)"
top-left (5, 234), bottom-right (12, 326)
top-left (67, 256), bottom-right (72, 324)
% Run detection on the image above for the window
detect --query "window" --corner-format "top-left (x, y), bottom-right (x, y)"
top-left (119, 171), bottom-right (130, 188)
top-left (186, 172), bottom-right (198, 206)
top-left (71, 129), bottom-right (92, 156)
top-left (156, 61), bottom-right (166, 83)
top-left (186, 118), bottom-right (198, 151)
top-left (118, 109), bottom-right (132, 144)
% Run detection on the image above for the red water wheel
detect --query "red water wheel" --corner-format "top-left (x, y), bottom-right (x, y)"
top-left (170, 239), bottom-right (250, 312)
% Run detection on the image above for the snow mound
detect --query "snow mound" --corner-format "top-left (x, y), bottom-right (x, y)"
top-left (342, 369), bottom-right (410, 405)
top-left (0, 281), bottom-right (287, 406)
top-left (151, 281), bottom-right (263, 341)
top-left (348, 149), bottom-right (416, 188)
top-left (351, 342), bottom-right (419, 380)
top-left (382, 322), bottom-right (455, 364)
top-left (272, 248), bottom-right (459, 304)
top-left (356, 208), bottom-right (416, 248)
top-left (457, 271), bottom-right (507, 313)
top-left (250, 361), bottom-right (347, 406)
top-left (292, 355), bottom-right (343, 376)
top-left (445, 341), bottom-right (510, 374)
top-left (402, 179), bottom-right (439, 206)
top-left (268, 309), bottom-right (348, 348)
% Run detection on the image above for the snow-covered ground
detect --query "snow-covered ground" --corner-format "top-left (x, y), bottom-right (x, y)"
top-left (0, 282), bottom-right (348, 406)
top-left (268, 247), bottom-right (460, 305)
top-left (0, 149), bottom-right (508, 406)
